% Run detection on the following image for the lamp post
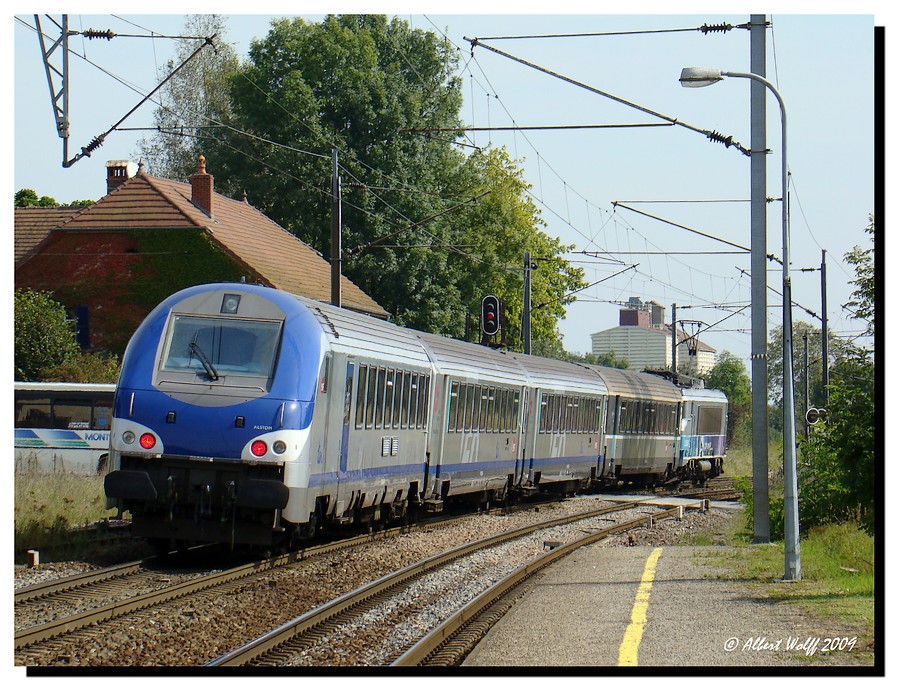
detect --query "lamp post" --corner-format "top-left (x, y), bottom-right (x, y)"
top-left (680, 66), bottom-right (800, 581)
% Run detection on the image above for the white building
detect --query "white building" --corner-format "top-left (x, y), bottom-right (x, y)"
top-left (590, 297), bottom-right (716, 375)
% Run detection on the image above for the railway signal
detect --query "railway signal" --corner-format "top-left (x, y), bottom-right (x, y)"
top-left (481, 295), bottom-right (500, 336)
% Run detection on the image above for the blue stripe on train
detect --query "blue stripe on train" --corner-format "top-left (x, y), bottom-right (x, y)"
top-left (306, 454), bottom-right (602, 488)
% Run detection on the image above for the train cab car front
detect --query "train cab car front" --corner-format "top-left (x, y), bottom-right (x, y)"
top-left (105, 284), bottom-right (323, 549)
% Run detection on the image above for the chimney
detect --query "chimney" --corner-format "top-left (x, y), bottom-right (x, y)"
top-left (106, 160), bottom-right (137, 194)
top-left (190, 154), bottom-right (214, 216)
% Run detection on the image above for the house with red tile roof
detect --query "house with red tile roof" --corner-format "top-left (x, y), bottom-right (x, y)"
top-left (15, 157), bottom-right (387, 353)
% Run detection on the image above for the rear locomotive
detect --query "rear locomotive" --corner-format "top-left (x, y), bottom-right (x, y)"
top-left (678, 386), bottom-right (728, 483)
top-left (104, 284), bottom-right (323, 549)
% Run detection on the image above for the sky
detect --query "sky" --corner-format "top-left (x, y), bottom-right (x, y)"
top-left (9, 3), bottom-right (885, 371)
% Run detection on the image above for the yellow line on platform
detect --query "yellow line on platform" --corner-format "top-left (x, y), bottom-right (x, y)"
top-left (617, 547), bottom-right (663, 666)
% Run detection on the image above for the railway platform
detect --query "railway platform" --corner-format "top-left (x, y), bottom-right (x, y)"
top-left (462, 498), bottom-right (865, 669)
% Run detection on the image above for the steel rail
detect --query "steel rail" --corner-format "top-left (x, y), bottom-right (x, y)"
top-left (206, 502), bottom-right (639, 666)
top-left (393, 505), bottom-right (690, 666)
top-left (14, 505), bottom-right (543, 651)
top-left (15, 558), bottom-right (148, 604)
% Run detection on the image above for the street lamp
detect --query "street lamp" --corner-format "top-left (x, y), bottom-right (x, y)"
top-left (680, 66), bottom-right (800, 581)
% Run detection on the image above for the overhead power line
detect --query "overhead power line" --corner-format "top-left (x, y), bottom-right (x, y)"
top-left (469, 22), bottom-right (751, 41)
top-left (464, 37), bottom-right (751, 156)
top-left (401, 122), bottom-right (673, 133)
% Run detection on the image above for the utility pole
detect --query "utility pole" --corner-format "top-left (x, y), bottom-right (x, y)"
top-left (330, 148), bottom-right (342, 308)
top-left (671, 303), bottom-right (677, 375)
top-left (803, 332), bottom-right (810, 436)
top-left (523, 252), bottom-right (533, 355)
top-left (821, 249), bottom-right (829, 404)
top-left (749, 14), bottom-right (770, 543)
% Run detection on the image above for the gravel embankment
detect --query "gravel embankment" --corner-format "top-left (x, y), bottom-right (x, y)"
top-left (15, 498), bottom-right (731, 667)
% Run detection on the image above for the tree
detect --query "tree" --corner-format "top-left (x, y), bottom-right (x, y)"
top-left (705, 351), bottom-right (751, 446)
top-left (796, 215), bottom-right (876, 534)
top-left (766, 321), bottom-right (853, 432)
top-left (157, 15), bottom-right (586, 345)
top-left (15, 189), bottom-right (58, 207)
top-left (135, 14), bottom-right (240, 180)
top-left (14, 289), bottom-right (79, 380)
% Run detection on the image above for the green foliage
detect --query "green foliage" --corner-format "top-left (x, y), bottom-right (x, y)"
top-left (15, 188), bottom-right (59, 207)
top-left (843, 215), bottom-right (875, 339)
top-left (14, 289), bottom-right (80, 381)
top-left (137, 14), bottom-right (241, 180)
top-left (794, 216), bottom-right (875, 535)
top-left (40, 352), bottom-right (121, 384)
top-left (706, 351), bottom-right (752, 446)
top-left (144, 15), bottom-right (585, 344)
top-left (797, 349), bottom-right (875, 534)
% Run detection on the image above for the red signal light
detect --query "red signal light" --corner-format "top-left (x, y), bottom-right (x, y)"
top-left (139, 433), bottom-right (157, 449)
top-left (250, 440), bottom-right (268, 457)
top-left (481, 295), bottom-right (500, 336)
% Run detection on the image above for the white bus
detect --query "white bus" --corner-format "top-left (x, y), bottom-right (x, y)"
top-left (15, 382), bottom-right (115, 475)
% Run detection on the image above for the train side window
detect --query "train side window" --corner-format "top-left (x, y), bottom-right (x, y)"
top-left (697, 406), bottom-right (723, 435)
top-left (365, 366), bottom-right (378, 429)
top-left (381, 369), bottom-right (390, 429)
top-left (471, 385), bottom-right (480, 432)
top-left (500, 389), bottom-right (510, 433)
top-left (389, 370), bottom-right (401, 429)
top-left (355, 365), bottom-right (368, 429)
top-left (448, 381), bottom-right (459, 432)
top-left (400, 372), bottom-right (415, 428)
top-left (418, 375), bottom-right (430, 428)
top-left (511, 390), bottom-right (520, 433)
top-left (410, 374), bottom-right (421, 429)
top-left (472, 385), bottom-right (482, 432)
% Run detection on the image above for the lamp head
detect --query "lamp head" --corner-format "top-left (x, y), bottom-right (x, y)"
top-left (679, 67), bottom-right (724, 88)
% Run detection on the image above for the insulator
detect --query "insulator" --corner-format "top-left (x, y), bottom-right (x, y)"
top-left (82, 29), bottom-right (116, 40)
top-left (706, 130), bottom-right (734, 149)
top-left (81, 134), bottom-right (106, 157)
top-left (699, 23), bottom-right (733, 35)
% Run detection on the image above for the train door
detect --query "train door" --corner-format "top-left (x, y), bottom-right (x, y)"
top-left (318, 353), bottom-right (349, 514)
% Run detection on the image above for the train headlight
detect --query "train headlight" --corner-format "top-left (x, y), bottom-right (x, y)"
top-left (139, 433), bottom-right (157, 450)
top-left (250, 440), bottom-right (268, 457)
top-left (122, 431), bottom-right (136, 445)
top-left (273, 440), bottom-right (287, 455)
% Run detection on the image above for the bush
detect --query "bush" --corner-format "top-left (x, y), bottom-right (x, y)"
top-left (14, 288), bottom-right (79, 380)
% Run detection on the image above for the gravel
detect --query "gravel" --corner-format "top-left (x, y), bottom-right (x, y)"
top-left (15, 497), bottom-right (731, 667)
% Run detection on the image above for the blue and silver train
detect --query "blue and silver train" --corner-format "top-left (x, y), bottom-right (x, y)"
top-left (104, 283), bottom-right (727, 548)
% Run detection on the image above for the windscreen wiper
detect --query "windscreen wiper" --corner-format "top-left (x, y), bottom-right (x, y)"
top-left (189, 335), bottom-right (219, 381)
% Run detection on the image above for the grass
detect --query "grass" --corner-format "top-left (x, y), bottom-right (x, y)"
top-left (697, 513), bottom-right (877, 665)
top-left (14, 471), bottom-right (121, 561)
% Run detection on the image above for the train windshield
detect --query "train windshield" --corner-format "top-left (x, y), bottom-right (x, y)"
top-left (162, 315), bottom-right (282, 379)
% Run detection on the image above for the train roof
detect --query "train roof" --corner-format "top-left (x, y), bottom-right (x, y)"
top-left (679, 386), bottom-right (729, 404)
top-left (414, 332), bottom-right (530, 386)
top-left (506, 352), bottom-right (608, 396)
top-left (580, 365), bottom-right (682, 403)
top-left (297, 296), bottom-right (434, 370)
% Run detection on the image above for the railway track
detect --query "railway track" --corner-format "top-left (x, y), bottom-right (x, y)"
top-left (14, 502), bottom-right (568, 664)
top-left (15, 488), bottom-right (733, 666)
top-left (393, 506), bottom-right (686, 666)
top-left (206, 502), bottom-right (695, 667)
